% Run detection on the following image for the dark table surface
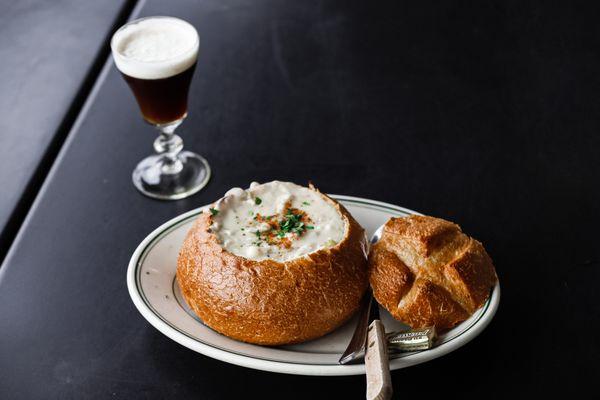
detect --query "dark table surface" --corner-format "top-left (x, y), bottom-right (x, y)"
top-left (1, 0), bottom-right (599, 398)
top-left (0, 0), bottom-right (132, 256)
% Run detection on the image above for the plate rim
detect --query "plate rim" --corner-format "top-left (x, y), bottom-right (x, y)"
top-left (127, 195), bottom-right (501, 376)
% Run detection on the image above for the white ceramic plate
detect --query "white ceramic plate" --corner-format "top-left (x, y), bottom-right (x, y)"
top-left (127, 195), bottom-right (500, 376)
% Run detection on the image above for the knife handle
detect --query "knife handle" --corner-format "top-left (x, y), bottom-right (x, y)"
top-left (365, 320), bottom-right (393, 400)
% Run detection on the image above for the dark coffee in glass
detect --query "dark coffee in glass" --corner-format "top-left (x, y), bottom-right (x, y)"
top-left (122, 63), bottom-right (196, 125)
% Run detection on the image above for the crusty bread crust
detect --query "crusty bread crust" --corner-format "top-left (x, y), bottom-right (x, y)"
top-left (369, 215), bottom-right (497, 331)
top-left (177, 191), bottom-right (369, 345)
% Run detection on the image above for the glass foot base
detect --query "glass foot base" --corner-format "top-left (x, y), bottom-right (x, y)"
top-left (132, 151), bottom-right (211, 200)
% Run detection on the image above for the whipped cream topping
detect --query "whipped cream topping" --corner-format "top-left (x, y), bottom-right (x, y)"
top-left (111, 16), bottom-right (199, 80)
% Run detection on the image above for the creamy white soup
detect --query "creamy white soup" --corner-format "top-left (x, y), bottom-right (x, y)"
top-left (209, 181), bottom-right (346, 261)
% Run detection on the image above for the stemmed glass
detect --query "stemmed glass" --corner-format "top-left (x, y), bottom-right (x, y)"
top-left (111, 16), bottom-right (210, 200)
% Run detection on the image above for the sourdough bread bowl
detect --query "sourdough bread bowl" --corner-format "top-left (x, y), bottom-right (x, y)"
top-left (369, 215), bottom-right (497, 331)
top-left (177, 181), bottom-right (369, 345)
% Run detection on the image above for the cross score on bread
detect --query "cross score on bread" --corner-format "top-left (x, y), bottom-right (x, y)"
top-left (368, 215), bottom-right (498, 330)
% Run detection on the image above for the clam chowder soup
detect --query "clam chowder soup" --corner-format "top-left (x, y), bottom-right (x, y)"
top-left (209, 181), bottom-right (346, 261)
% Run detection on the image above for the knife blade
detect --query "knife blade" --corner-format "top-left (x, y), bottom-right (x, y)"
top-left (338, 291), bottom-right (373, 365)
top-left (339, 225), bottom-right (386, 365)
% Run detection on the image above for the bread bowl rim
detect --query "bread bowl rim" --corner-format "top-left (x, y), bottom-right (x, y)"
top-left (204, 183), bottom-right (357, 265)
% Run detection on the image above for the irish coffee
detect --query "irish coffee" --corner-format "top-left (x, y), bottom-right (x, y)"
top-left (111, 17), bottom-right (199, 124)
top-left (110, 17), bottom-right (210, 200)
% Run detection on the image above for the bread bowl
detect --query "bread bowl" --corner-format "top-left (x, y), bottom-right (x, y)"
top-left (369, 215), bottom-right (497, 331)
top-left (177, 181), bottom-right (369, 345)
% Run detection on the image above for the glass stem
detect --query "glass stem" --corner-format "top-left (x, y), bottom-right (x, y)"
top-left (154, 120), bottom-right (184, 174)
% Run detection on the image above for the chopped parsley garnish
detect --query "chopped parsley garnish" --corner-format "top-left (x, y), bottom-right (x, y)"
top-left (209, 208), bottom-right (219, 216)
top-left (277, 209), bottom-right (309, 236)
top-left (255, 197), bottom-right (262, 205)
top-left (249, 210), bottom-right (254, 216)
top-left (248, 205), bottom-right (314, 248)
top-left (302, 201), bottom-right (311, 206)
